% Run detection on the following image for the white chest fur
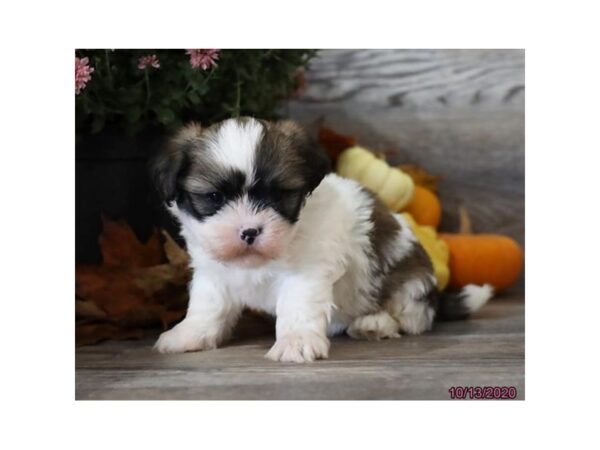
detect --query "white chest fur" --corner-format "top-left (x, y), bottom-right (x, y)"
top-left (184, 174), bottom-right (381, 325)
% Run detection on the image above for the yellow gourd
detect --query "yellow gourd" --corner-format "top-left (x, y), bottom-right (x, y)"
top-left (337, 146), bottom-right (415, 210)
top-left (401, 213), bottom-right (450, 291)
top-left (335, 147), bottom-right (447, 289)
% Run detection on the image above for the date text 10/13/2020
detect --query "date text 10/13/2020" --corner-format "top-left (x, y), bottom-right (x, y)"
top-left (448, 386), bottom-right (518, 400)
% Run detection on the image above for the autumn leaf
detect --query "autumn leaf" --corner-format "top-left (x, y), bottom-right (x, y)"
top-left (76, 219), bottom-right (191, 346)
top-left (99, 215), bottom-right (165, 267)
top-left (76, 265), bottom-right (148, 317)
top-left (398, 164), bottom-right (440, 193)
top-left (159, 309), bottom-right (186, 330)
top-left (75, 299), bottom-right (107, 320)
top-left (76, 323), bottom-right (145, 347)
top-left (318, 127), bottom-right (357, 163)
top-left (162, 230), bottom-right (190, 266)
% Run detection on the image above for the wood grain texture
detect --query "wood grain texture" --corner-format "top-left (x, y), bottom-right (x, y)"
top-left (294, 50), bottom-right (524, 109)
top-left (76, 292), bottom-right (524, 400)
top-left (286, 49), bottom-right (524, 246)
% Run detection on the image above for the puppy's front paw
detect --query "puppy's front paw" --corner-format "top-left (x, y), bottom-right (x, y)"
top-left (153, 322), bottom-right (220, 354)
top-left (265, 331), bottom-right (330, 363)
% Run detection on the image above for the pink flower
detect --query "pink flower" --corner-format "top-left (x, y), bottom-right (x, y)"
top-left (138, 54), bottom-right (160, 70)
top-left (186, 49), bottom-right (219, 70)
top-left (75, 56), bottom-right (94, 95)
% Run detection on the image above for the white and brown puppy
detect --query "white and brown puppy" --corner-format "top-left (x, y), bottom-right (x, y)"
top-left (151, 117), bottom-right (492, 363)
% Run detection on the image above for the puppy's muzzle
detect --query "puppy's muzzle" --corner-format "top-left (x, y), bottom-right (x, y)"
top-left (240, 227), bottom-right (262, 245)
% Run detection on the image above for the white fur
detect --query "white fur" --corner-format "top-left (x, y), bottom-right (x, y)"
top-left (388, 213), bottom-right (418, 266)
top-left (205, 118), bottom-right (263, 185)
top-left (462, 284), bottom-right (494, 312)
top-left (158, 174), bottom-right (389, 360)
top-left (155, 121), bottom-right (490, 362)
top-left (177, 193), bottom-right (294, 266)
top-left (347, 311), bottom-right (401, 340)
top-left (384, 278), bottom-right (435, 335)
top-left (154, 273), bottom-right (243, 353)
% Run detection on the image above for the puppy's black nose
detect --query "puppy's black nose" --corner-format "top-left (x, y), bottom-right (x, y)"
top-left (241, 227), bottom-right (261, 245)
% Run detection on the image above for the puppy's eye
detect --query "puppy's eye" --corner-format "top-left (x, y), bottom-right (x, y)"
top-left (205, 192), bottom-right (225, 207)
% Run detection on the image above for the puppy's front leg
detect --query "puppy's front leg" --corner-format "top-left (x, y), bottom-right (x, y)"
top-left (154, 275), bottom-right (241, 354)
top-left (266, 276), bottom-right (333, 363)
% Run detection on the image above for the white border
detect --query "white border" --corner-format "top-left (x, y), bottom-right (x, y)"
top-left (3, 0), bottom-right (600, 448)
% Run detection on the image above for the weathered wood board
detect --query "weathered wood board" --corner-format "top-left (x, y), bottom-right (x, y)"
top-left (76, 292), bottom-right (524, 400)
top-left (287, 49), bottom-right (525, 247)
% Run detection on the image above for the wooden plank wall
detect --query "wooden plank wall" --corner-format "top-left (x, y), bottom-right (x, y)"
top-left (287, 49), bottom-right (525, 246)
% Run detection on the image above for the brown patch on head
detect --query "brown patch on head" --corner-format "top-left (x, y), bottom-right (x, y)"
top-left (152, 117), bottom-right (329, 224)
top-left (150, 126), bottom-right (196, 203)
top-left (172, 122), bottom-right (203, 145)
top-left (274, 120), bottom-right (305, 137)
top-left (150, 119), bottom-right (246, 219)
top-left (248, 119), bottom-right (331, 222)
top-left (171, 121), bottom-right (234, 194)
top-left (252, 121), bottom-right (328, 189)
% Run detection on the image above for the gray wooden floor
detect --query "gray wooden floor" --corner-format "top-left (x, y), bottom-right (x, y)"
top-left (76, 292), bottom-right (524, 400)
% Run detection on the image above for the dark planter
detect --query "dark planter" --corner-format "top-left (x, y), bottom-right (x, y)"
top-left (75, 128), bottom-right (179, 264)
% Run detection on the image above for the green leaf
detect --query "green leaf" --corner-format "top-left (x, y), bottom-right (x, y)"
top-left (187, 91), bottom-right (201, 105)
top-left (90, 115), bottom-right (106, 134)
top-left (75, 49), bottom-right (319, 137)
top-left (195, 83), bottom-right (209, 96)
top-left (155, 107), bottom-right (176, 126)
top-left (125, 106), bottom-right (142, 123)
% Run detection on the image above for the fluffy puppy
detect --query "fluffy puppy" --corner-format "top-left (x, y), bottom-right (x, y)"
top-left (151, 117), bottom-right (492, 363)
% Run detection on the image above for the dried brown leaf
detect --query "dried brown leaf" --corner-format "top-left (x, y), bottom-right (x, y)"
top-left (76, 323), bottom-right (145, 347)
top-left (133, 264), bottom-right (184, 295)
top-left (116, 304), bottom-right (169, 329)
top-left (99, 215), bottom-right (165, 268)
top-left (76, 265), bottom-right (148, 317)
top-left (398, 164), bottom-right (440, 193)
top-left (76, 219), bottom-right (192, 345)
top-left (159, 309), bottom-right (186, 330)
top-left (162, 230), bottom-right (190, 266)
top-left (318, 127), bottom-right (357, 163)
top-left (75, 300), bottom-right (107, 320)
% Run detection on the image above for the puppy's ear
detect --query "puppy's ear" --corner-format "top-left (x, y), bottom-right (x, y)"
top-left (149, 122), bottom-right (201, 204)
top-left (304, 135), bottom-right (331, 193)
top-left (276, 120), bottom-right (331, 193)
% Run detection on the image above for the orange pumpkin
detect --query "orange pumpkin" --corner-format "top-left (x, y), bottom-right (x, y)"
top-left (439, 233), bottom-right (524, 292)
top-left (402, 185), bottom-right (442, 228)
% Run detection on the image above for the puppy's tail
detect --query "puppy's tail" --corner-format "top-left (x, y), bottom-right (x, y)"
top-left (436, 284), bottom-right (494, 321)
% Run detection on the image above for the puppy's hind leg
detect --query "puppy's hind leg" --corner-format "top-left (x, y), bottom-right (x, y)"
top-left (386, 278), bottom-right (436, 335)
top-left (347, 310), bottom-right (401, 340)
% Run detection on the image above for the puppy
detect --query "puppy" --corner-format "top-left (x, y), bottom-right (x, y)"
top-left (151, 117), bottom-right (492, 362)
